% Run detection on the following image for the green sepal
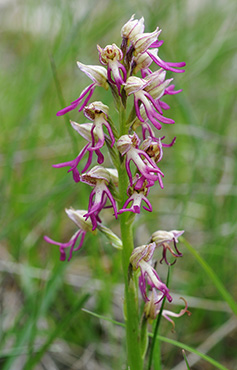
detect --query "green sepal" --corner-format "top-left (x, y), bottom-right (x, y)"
top-left (108, 182), bottom-right (121, 202)
top-left (97, 224), bottom-right (122, 249)
top-left (105, 136), bottom-right (120, 169)
top-left (109, 82), bottom-right (120, 111)
top-left (126, 105), bottom-right (137, 127)
top-left (121, 86), bottom-right (127, 108)
top-left (107, 115), bottom-right (119, 140)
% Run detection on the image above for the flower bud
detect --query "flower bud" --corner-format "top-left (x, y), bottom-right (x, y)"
top-left (121, 14), bottom-right (145, 41)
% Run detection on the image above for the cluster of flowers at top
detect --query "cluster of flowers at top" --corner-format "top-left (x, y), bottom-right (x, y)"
top-left (45, 15), bottom-right (185, 262)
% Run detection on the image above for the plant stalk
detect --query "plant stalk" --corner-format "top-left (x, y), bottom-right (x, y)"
top-left (118, 104), bottom-right (143, 370)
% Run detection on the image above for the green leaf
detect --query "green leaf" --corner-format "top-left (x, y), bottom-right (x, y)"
top-left (182, 349), bottom-right (191, 370)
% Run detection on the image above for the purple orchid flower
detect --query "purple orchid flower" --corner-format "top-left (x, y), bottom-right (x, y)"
top-left (117, 133), bottom-right (164, 187)
top-left (130, 243), bottom-right (172, 302)
top-left (52, 121), bottom-right (104, 182)
top-left (56, 63), bottom-right (109, 116)
top-left (80, 166), bottom-right (118, 230)
top-left (118, 175), bottom-right (152, 214)
top-left (44, 208), bottom-right (95, 261)
top-left (125, 76), bottom-right (175, 131)
top-left (144, 289), bottom-right (191, 328)
top-left (151, 230), bottom-right (184, 265)
top-left (97, 43), bottom-right (127, 93)
top-left (83, 101), bottom-right (115, 151)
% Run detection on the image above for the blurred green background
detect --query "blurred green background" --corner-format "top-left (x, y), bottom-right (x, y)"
top-left (0, 0), bottom-right (237, 369)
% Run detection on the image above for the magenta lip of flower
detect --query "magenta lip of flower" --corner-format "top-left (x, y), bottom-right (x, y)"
top-left (130, 243), bottom-right (173, 303)
top-left (56, 83), bottom-right (96, 116)
top-left (118, 191), bottom-right (152, 214)
top-left (52, 133), bottom-right (105, 182)
top-left (82, 102), bottom-right (115, 151)
top-left (125, 76), bottom-right (175, 130)
top-left (164, 84), bottom-right (183, 95)
top-left (135, 90), bottom-right (175, 126)
top-left (125, 146), bottom-right (164, 185)
top-left (52, 143), bottom-right (91, 182)
top-left (89, 117), bottom-right (115, 152)
top-left (80, 167), bottom-right (118, 230)
top-left (44, 230), bottom-right (85, 261)
top-left (138, 261), bottom-right (172, 303)
top-left (56, 63), bottom-right (109, 117)
top-left (44, 209), bottom-right (94, 261)
top-left (117, 133), bottom-right (164, 186)
top-left (145, 289), bottom-right (190, 324)
top-left (83, 182), bottom-right (118, 230)
top-left (151, 230), bottom-right (184, 265)
top-left (107, 62), bottom-right (127, 93)
top-left (147, 49), bottom-right (186, 73)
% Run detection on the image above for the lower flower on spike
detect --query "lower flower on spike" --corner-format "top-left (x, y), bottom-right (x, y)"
top-left (144, 289), bottom-right (191, 330)
top-left (44, 208), bottom-right (95, 261)
top-left (130, 243), bottom-right (172, 302)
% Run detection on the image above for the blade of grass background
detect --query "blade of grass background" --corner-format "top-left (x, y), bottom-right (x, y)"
top-left (1, 261), bottom-right (68, 370)
top-left (182, 349), bottom-right (191, 370)
top-left (82, 309), bottom-right (229, 370)
top-left (24, 293), bottom-right (90, 370)
top-left (182, 238), bottom-right (237, 316)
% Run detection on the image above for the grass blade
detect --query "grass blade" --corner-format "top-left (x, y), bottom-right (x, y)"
top-left (182, 237), bottom-right (237, 316)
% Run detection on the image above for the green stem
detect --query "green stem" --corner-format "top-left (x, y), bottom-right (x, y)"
top-left (118, 105), bottom-right (143, 370)
top-left (147, 266), bottom-right (170, 370)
